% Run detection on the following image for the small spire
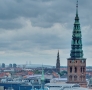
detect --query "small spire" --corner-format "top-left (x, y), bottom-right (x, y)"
top-left (41, 64), bottom-right (44, 81)
top-left (58, 50), bottom-right (59, 55)
top-left (76, 0), bottom-right (78, 16)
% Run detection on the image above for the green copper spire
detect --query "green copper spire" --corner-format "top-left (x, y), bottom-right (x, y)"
top-left (41, 65), bottom-right (45, 89)
top-left (70, 0), bottom-right (84, 59)
top-left (41, 65), bottom-right (45, 81)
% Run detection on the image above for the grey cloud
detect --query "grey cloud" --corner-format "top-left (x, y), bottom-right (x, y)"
top-left (0, 31), bottom-right (71, 53)
top-left (0, 0), bottom-right (91, 29)
top-left (0, 20), bottom-right (23, 29)
top-left (0, 0), bottom-right (91, 65)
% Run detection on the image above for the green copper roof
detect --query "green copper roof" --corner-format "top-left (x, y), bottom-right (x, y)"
top-left (70, 0), bottom-right (84, 59)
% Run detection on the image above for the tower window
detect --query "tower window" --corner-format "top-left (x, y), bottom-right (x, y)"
top-left (80, 67), bottom-right (82, 73)
top-left (74, 25), bottom-right (76, 29)
top-left (70, 67), bottom-right (72, 73)
top-left (77, 26), bottom-right (78, 29)
top-left (80, 76), bottom-right (82, 81)
top-left (75, 67), bottom-right (77, 73)
top-left (77, 40), bottom-right (79, 44)
top-left (70, 61), bottom-right (71, 63)
top-left (69, 75), bottom-right (72, 81)
top-left (74, 75), bottom-right (77, 81)
top-left (80, 76), bottom-right (85, 81)
top-left (83, 76), bottom-right (85, 81)
top-left (83, 67), bottom-right (85, 72)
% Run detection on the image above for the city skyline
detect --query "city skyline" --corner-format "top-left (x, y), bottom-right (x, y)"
top-left (0, 0), bottom-right (92, 66)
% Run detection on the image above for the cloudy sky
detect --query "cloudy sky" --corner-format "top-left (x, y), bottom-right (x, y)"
top-left (0, 0), bottom-right (92, 66)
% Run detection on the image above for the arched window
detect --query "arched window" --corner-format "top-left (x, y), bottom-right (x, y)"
top-left (74, 25), bottom-right (76, 29)
top-left (80, 67), bottom-right (82, 73)
top-left (77, 40), bottom-right (79, 44)
top-left (80, 76), bottom-right (82, 81)
top-left (69, 75), bottom-right (72, 81)
top-left (83, 76), bottom-right (85, 81)
top-left (77, 26), bottom-right (79, 29)
top-left (74, 76), bottom-right (77, 81)
top-left (74, 40), bottom-right (75, 44)
top-left (70, 67), bottom-right (72, 73)
top-left (75, 67), bottom-right (77, 73)
top-left (80, 76), bottom-right (85, 81)
top-left (83, 67), bottom-right (85, 72)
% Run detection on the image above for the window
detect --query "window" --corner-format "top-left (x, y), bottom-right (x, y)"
top-left (83, 67), bottom-right (85, 72)
top-left (80, 67), bottom-right (82, 72)
top-left (69, 75), bottom-right (72, 81)
top-left (80, 76), bottom-right (82, 81)
top-left (83, 76), bottom-right (85, 80)
top-left (75, 67), bottom-right (77, 73)
top-left (70, 67), bottom-right (72, 73)
top-left (77, 40), bottom-right (79, 44)
top-left (74, 76), bottom-right (77, 81)
top-left (80, 76), bottom-right (85, 81)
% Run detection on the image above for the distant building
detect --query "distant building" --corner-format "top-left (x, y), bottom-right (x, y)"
top-left (13, 63), bottom-right (17, 68)
top-left (2, 63), bottom-right (5, 68)
top-left (45, 83), bottom-right (88, 90)
top-left (9, 64), bottom-right (12, 68)
top-left (67, 0), bottom-right (87, 87)
top-left (56, 50), bottom-right (60, 73)
top-left (88, 77), bottom-right (92, 89)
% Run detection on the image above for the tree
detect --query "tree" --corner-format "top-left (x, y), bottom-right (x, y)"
top-left (59, 71), bottom-right (67, 76)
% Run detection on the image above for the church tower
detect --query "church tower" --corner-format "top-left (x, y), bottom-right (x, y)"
top-left (67, 0), bottom-right (87, 87)
top-left (56, 50), bottom-right (60, 72)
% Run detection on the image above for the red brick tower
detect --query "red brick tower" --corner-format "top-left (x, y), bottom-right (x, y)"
top-left (67, 0), bottom-right (87, 87)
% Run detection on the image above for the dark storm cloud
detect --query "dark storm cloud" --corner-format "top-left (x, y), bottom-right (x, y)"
top-left (0, 0), bottom-right (85, 27)
top-left (0, 0), bottom-right (91, 29)
top-left (0, 0), bottom-right (90, 48)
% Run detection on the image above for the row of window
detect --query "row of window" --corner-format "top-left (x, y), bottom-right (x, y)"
top-left (74, 25), bottom-right (80, 30)
top-left (70, 60), bottom-right (85, 63)
top-left (72, 39), bottom-right (81, 44)
top-left (70, 67), bottom-right (85, 73)
top-left (69, 75), bottom-right (85, 81)
top-left (73, 30), bottom-right (81, 33)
